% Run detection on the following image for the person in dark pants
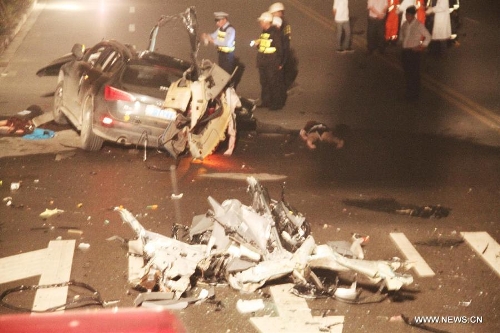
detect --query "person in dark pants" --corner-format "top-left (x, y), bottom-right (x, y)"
top-left (253, 12), bottom-right (286, 110)
top-left (399, 6), bottom-right (431, 100)
top-left (202, 12), bottom-right (236, 75)
top-left (269, 2), bottom-right (297, 91)
top-left (367, 0), bottom-right (388, 54)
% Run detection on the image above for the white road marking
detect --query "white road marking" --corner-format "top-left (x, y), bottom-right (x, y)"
top-left (33, 240), bottom-right (75, 311)
top-left (0, 240), bottom-right (75, 311)
top-left (461, 232), bottom-right (500, 277)
top-left (130, 6), bottom-right (135, 14)
top-left (199, 172), bottom-right (287, 181)
top-left (250, 284), bottom-right (344, 333)
top-left (390, 232), bottom-right (435, 277)
top-left (129, 24), bottom-right (135, 32)
top-left (0, 248), bottom-right (47, 284)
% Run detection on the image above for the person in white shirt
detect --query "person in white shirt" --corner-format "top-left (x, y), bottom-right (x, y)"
top-left (426, 0), bottom-right (452, 55)
top-left (399, 6), bottom-right (431, 100)
top-left (333, 0), bottom-right (353, 53)
top-left (367, 0), bottom-right (388, 54)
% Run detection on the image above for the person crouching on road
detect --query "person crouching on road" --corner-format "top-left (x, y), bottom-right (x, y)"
top-left (202, 12), bottom-right (236, 74)
top-left (252, 12), bottom-right (286, 111)
top-left (399, 5), bottom-right (431, 100)
top-left (300, 121), bottom-right (349, 150)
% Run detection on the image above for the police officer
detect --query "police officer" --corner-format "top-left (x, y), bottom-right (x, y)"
top-left (202, 12), bottom-right (236, 74)
top-left (253, 12), bottom-right (286, 110)
top-left (269, 2), bottom-right (297, 90)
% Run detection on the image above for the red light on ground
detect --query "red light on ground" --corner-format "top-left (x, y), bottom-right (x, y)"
top-left (104, 85), bottom-right (136, 102)
top-left (192, 154), bottom-right (240, 170)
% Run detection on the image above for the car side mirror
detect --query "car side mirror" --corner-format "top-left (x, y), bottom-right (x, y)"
top-left (71, 43), bottom-right (85, 60)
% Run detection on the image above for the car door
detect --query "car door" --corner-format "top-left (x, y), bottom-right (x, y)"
top-left (61, 43), bottom-right (107, 123)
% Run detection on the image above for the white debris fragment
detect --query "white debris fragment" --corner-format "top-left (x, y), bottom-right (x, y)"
top-left (236, 299), bottom-right (265, 314)
top-left (78, 243), bottom-right (90, 251)
top-left (39, 208), bottom-right (64, 219)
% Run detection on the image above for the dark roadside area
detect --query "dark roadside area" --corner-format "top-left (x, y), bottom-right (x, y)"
top-left (0, 0), bottom-right (36, 56)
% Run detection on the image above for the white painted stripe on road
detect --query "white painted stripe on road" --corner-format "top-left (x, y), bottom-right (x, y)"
top-left (250, 284), bottom-right (344, 333)
top-left (199, 172), bottom-right (287, 181)
top-left (130, 6), bottom-right (135, 14)
top-left (390, 233), bottom-right (435, 277)
top-left (128, 239), bottom-right (143, 282)
top-left (0, 248), bottom-right (47, 284)
top-left (32, 240), bottom-right (75, 311)
top-left (461, 232), bottom-right (500, 277)
top-left (129, 24), bottom-right (135, 32)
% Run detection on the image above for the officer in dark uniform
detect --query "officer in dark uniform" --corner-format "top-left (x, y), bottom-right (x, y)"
top-left (202, 12), bottom-right (236, 74)
top-left (253, 12), bottom-right (286, 110)
top-left (269, 2), bottom-right (298, 91)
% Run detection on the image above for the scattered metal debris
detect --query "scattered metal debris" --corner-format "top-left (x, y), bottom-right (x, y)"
top-left (115, 177), bottom-right (413, 307)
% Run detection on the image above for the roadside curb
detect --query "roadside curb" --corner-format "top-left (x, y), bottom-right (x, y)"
top-left (0, 0), bottom-right (37, 57)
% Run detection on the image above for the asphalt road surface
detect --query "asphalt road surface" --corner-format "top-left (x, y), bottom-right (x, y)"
top-left (0, 1), bottom-right (499, 333)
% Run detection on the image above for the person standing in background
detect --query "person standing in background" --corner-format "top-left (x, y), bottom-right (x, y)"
top-left (399, 5), bottom-right (431, 100)
top-left (253, 12), bottom-right (286, 110)
top-left (367, 0), bottom-right (388, 54)
top-left (269, 2), bottom-right (298, 91)
top-left (333, 0), bottom-right (354, 53)
top-left (202, 12), bottom-right (236, 74)
top-left (385, 0), bottom-right (400, 42)
top-left (425, 0), bottom-right (451, 55)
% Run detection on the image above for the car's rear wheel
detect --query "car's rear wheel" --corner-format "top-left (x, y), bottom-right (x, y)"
top-left (81, 95), bottom-right (104, 151)
top-left (53, 81), bottom-right (69, 125)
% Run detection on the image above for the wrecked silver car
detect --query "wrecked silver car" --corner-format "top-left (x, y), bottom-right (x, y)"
top-left (115, 177), bottom-right (413, 306)
top-left (37, 7), bottom-right (253, 158)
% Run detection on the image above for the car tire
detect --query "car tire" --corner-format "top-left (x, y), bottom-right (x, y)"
top-left (81, 95), bottom-right (104, 151)
top-left (53, 81), bottom-right (69, 125)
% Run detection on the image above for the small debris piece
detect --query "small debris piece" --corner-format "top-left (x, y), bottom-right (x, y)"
top-left (39, 208), bottom-right (64, 219)
top-left (236, 299), bottom-right (265, 314)
top-left (78, 243), bottom-right (90, 251)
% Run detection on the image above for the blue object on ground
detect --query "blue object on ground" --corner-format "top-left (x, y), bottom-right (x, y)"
top-left (23, 128), bottom-right (55, 140)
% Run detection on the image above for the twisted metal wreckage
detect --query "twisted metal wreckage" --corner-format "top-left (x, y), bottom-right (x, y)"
top-left (152, 7), bottom-right (249, 160)
top-left (115, 177), bottom-right (414, 308)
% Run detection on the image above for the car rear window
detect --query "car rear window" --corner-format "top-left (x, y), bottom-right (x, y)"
top-left (121, 64), bottom-right (182, 88)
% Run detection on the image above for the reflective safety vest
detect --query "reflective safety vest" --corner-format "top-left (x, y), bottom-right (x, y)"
top-left (258, 33), bottom-right (277, 54)
top-left (217, 25), bottom-right (235, 53)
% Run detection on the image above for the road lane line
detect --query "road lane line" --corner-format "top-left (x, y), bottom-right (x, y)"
top-left (198, 172), bottom-right (287, 181)
top-left (390, 233), bottom-right (435, 277)
top-left (250, 283), bottom-right (344, 333)
top-left (461, 232), bottom-right (500, 278)
top-left (0, 248), bottom-right (47, 284)
top-left (32, 240), bottom-right (75, 311)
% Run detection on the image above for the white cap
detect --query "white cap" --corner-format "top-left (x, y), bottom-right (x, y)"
top-left (214, 11), bottom-right (229, 20)
top-left (272, 16), bottom-right (282, 28)
top-left (269, 2), bottom-right (285, 13)
top-left (258, 12), bottom-right (273, 23)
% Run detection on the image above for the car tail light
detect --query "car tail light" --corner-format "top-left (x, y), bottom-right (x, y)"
top-left (102, 116), bottom-right (113, 125)
top-left (104, 85), bottom-right (136, 102)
